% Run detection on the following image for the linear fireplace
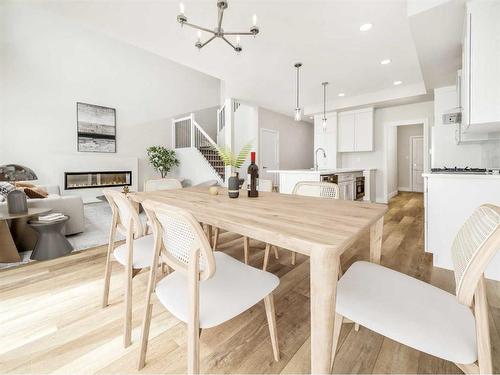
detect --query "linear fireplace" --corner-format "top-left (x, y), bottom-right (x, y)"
top-left (64, 171), bottom-right (132, 190)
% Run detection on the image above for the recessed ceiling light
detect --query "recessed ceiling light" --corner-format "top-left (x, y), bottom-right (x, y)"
top-left (359, 23), bottom-right (373, 31)
top-left (393, 80), bottom-right (402, 85)
top-left (380, 59), bottom-right (391, 65)
top-left (338, 93), bottom-right (345, 97)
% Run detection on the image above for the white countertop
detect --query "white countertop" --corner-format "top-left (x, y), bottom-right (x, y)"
top-left (423, 173), bottom-right (500, 179)
top-left (267, 168), bottom-right (374, 174)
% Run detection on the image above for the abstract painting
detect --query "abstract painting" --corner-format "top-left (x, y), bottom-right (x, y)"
top-left (77, 102), bottom-right (116, 153)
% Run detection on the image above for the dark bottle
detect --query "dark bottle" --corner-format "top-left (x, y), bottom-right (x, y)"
top-left (247, 151), bottom-right (259, 198)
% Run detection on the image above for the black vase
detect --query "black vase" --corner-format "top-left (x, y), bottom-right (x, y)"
top-left (228, 172), bottom-right (240, 198)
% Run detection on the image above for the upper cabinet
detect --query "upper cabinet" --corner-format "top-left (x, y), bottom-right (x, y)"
top-left (337, 108), bottom-right (374, 152)
top-left (461, 1), bottom-right (500, 133)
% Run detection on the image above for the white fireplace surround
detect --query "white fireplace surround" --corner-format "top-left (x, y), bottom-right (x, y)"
top-left (47, 154), bottom-right (139, 203)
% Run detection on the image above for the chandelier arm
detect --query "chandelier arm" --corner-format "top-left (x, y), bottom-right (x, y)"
top-left (217, 7), bottom-right (224, 31)
top-left (200, 35), bottom-right (217, 48)
top-left (221, 36), bottom-right (237, 50)
top-left (222, 31), bottom-right (254, 36)
top-left (182, 22), bottom-right (216, 35)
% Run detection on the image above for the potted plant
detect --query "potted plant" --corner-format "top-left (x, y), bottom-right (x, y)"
top-left (213, 143), bottom-right (252, 198)
top-left (146, 146), bottom-right (180, 178)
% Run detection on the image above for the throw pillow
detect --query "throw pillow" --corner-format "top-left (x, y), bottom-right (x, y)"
top-left (24, 187), bottom-right (48, 199)
top-left (15, 181), bottom-right (36, 188)
top-left (0, 182), bottom-right (15, 201)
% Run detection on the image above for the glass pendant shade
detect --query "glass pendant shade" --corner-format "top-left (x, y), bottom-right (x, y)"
top-left (294, 108), bottom-right (302, 121)
top-left (322, 117), bottom-right (327, 132)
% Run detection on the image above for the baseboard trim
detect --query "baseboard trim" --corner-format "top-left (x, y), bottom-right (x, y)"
top-left (398, 187), bottom-right (412, 192)
top-left (387, 190), bottom-right (398, 201)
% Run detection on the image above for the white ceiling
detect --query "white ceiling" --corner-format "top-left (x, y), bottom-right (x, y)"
top-left (36, 0), bottom-right (462, 118)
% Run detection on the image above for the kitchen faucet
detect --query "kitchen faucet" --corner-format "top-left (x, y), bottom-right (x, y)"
top-left (314, 147), bottom-right (327, 171)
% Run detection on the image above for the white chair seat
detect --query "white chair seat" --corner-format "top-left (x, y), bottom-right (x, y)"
top-left (336, 261), bottom-right (477, 364)
top-left (113, 234), bottom-right (155, 269)
top-left (155, 252), bottom-right (280, 328)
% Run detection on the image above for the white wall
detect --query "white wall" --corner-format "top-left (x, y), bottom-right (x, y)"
top-left (0, 3), bottom-right (220, 191)
top-left (340, 101), bottom-right (434, 202)
top-left (397, 124), bottom-right (423, 190)
top-left (258, 107), bottom-right (314, 170)
top-left (233, 101), bottom-right (259, 176)
top-left (432, 85), bottom-right (500, 169)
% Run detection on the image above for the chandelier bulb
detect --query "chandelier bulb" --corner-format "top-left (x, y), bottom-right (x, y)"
top-left (179, 2), bottom-right (185, 14)
top-left (252, 14), bottom-right (258, 27)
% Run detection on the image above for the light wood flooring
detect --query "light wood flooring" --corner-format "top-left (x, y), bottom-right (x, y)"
top-left (1, 192), bottom-right (500, 374)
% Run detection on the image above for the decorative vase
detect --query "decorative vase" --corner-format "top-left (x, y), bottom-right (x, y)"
top-left (228, 172), bottom-right (240, 198)
top-left (7, 189), bottom-right (28, 214)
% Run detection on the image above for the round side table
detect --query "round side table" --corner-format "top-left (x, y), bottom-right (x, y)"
top-left (28, 216), bottom-right (73, 261)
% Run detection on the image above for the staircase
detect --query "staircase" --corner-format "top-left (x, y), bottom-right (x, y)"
top-left (198, 145), bottom-right (225, 181)
top-left (173, 113), bottom-right (225, 184)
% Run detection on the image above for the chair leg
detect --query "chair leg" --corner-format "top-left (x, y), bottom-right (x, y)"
top-left (212, 227), bottom-right (220, 250)
top-left (263, 243), bottom-right (271, 270)
top-left (243, 236), bottom-right (250, 264)
top-left (272, 246), bottom-right (279, 259)
top-left (102, 224), bottom-right (116, 308)
top-left (124, 260), bottom-right (133, 348)
top-left (102, 249), bottom-right (113, 308)
top-left (291, 251), bottom-right (296, 266)
top-left (263, 294), bottom-right (280, 361)
top-left (330, 313), bottom-right (344, 372)
top-left (138, 300), bottom-right (154, 370)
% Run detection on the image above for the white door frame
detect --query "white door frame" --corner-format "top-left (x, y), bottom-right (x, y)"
top-left (409, 135), bottom-right (424, 192)
top-left (259, 128), bottom-right (279, 185)
top-left (383, 118), bottom-right (429, 203)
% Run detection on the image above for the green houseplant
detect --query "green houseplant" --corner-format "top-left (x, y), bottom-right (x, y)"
top-left (146, 146), bottom-right (179, 178)
top-left (213, 142), bottom-right (252, 198)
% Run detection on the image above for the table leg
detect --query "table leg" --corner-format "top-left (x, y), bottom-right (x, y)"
top-left (370, 217), bottom-right (384, 264)
top-left (310, 249), bottom-right (340, 374)
top-left (0, 219), bottom-right (21, 263)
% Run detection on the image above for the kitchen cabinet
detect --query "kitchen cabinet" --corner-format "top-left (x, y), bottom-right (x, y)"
top-left (338, 113), bottom-right (355, 152)
top-left (461, 1), bottom-right (500, 133)
top-left (337, 108), bottom-right (374, 152)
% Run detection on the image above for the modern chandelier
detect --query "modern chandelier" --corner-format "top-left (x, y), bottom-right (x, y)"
top-left (322, 82), bottom-right (329, 131)
top-left (294, 63), bottom-right (303, 121)
top-left (177, 1), bottom-right (259, 53)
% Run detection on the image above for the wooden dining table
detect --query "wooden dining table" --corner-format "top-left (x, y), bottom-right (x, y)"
top-left (129, 187), bottom-right (388, 374)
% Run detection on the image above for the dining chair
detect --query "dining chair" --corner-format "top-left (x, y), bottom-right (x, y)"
top-left (143, 178), bottom-right (182, 192)
top-left (138, 200), bottom-right (280, 374)
top-left (263, 181), bottom-right (340, 269)
top-left (212, 179), bottom-right (279, 264)
top-left (102, 189), bottom-right (155, 348)
top-left (330, 204), bottom-right (500, 374)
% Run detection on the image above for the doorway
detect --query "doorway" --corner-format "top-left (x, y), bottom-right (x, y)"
top-left (385, 119), bottom-right (428, 202)
top-left (260, 128), bottom-right (279, 186)
top-left (411, 136), bottom-right (424, 192)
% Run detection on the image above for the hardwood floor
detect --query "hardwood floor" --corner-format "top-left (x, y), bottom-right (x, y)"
top-left (1, 192), bottom-right (499, 374)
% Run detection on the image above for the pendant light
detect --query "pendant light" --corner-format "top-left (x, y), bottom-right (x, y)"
top-left (321, 82), bottom-right (329, 132)
top-left (294, 63), bottom-right (302, 121)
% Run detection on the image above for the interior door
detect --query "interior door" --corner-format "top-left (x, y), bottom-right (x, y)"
top-left (260, 128), bottom-right (279, 187)
top-left (411, 136), bottom-right (424, 192)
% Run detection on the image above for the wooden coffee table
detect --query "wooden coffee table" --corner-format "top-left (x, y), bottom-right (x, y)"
top-left (0, 207), bottom-right (52, 263)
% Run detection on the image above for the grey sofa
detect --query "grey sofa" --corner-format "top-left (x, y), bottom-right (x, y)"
top-left (0, 185), bottom-right (84, 235)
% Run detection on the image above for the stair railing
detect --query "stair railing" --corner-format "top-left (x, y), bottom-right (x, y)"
top-left (173, 113), bottom-right (224, 184)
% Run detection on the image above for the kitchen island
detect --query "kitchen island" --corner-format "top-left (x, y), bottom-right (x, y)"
top-left (268, 168), bottom-right (376, 201)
